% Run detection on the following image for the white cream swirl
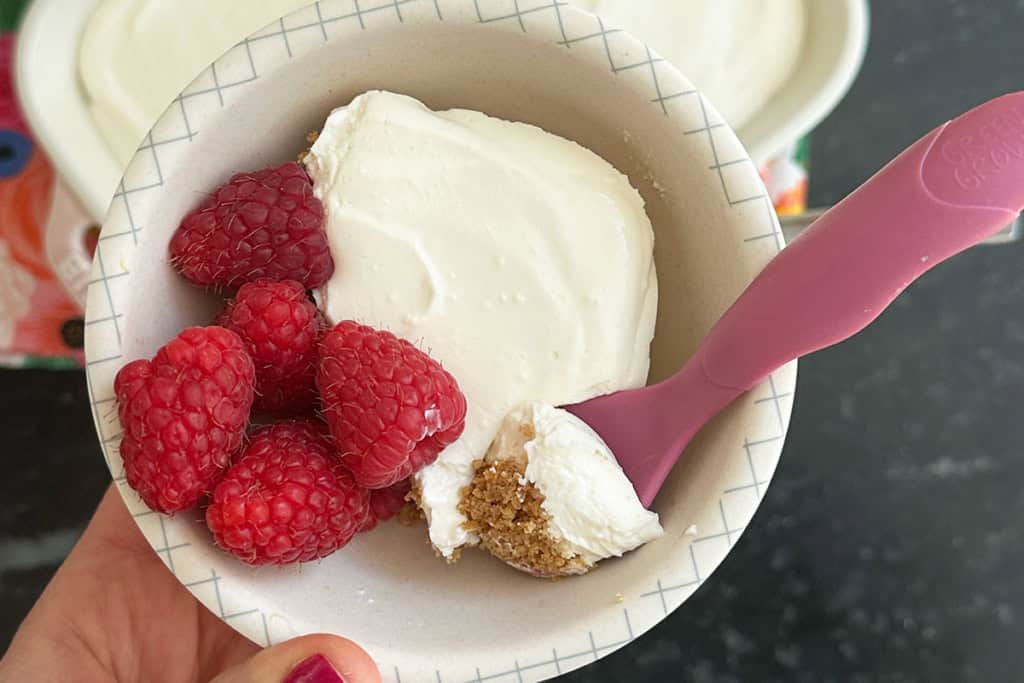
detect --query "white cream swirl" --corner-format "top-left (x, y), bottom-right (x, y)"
top-left (306, 91), bottom-right (657, 558)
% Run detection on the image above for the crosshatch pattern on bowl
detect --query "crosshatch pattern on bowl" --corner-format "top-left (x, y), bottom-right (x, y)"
top-left (82, 1), bottom-right (797, 681)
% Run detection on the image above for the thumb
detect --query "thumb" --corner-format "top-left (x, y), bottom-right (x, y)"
top-left (210, 634), bottom-right (382, 683)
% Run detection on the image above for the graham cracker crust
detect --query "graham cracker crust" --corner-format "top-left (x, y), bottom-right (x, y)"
top-left (398, 480), bottom-right (425, 527)
top-left (298, 130), bottom-right (320, 162)
top-left (458, 457), bottom-right (588, 577)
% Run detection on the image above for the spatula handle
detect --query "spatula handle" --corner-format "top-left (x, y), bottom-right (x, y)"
top-left (695, 92), bottom-right (1024, 391)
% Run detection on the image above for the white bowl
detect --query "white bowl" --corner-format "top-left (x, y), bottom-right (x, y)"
top-left (16, 0), bottom-right (867, 220)
top-left (81, 2), bottom-right (796, 680)
top-left (743, 0), bottom-right (868, 163)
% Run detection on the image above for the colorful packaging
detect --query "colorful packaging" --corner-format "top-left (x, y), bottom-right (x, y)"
top-left (762, 137), bottom-right (810, 217)
top-left (0, 30), bottom-right (84, 368)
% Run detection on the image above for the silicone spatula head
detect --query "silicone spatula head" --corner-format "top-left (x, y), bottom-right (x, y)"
top-left (565, 92), bottom-right (1024, 507)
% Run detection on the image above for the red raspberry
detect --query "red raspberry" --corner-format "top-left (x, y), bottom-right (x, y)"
top-left (169, 162), bottom-right (333, 290)
top-left (114, 327), bottom-right (255, 514)
top-left (317, 321), bottom-right (467, 489)
top-left (206, 421), bottom-right (370, 565)
top-left (216, 279), bottom-right (322, 414)
top-left (360, 479), bottom-right (412, 532)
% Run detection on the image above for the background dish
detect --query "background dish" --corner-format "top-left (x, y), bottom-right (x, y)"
top-left (16, 0), bottom-right (868, 220)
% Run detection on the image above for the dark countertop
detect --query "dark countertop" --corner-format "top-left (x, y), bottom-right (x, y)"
top-left (2, 1), bottom-right (1023, 681)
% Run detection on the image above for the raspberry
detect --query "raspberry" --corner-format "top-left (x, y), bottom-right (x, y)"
top-left (317, 321), bottom-right (467, 489)
top-left (206, 421), bottom-right (370, 565)
top-left (169, 162), bottom-right (333, 290)
top-left (360, 479), bottom-right (412, 532)
top-left (216, 279), bottom-right (322, 414)
top-left (114, 327), bottom-right (255, 514)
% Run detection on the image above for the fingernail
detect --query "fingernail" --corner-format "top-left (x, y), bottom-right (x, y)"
top-left (283, 654), bottom-right (345, 683)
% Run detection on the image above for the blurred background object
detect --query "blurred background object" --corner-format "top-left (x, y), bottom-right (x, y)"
top-left (0, 6), bottom-right (83, 368)
top-left (15, 0), bottom-right (866, 222)
top-left (2, 1), bottom-right (1023, 681)
top-left (13, 0), bottom-right (867, 308)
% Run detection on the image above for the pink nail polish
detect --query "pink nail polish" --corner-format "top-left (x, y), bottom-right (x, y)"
top-left (283, 654), bottom-right (345, 683)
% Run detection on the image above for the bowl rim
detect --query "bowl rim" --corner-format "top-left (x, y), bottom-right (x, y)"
top-left (81, 2), bottom-right (797, 680)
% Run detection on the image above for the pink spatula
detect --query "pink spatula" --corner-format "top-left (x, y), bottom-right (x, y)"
top-left (565, 92), bottom-right (1024, 508)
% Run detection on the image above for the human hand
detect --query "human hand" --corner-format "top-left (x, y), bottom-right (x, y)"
top-left (0, 485), bottom-right (381, 683)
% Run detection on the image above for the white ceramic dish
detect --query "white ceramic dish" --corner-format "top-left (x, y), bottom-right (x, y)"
top-left (15, 0), bottom-right (117, 223)
top-left (742, 0), bottom-right (868, 163)
top-left (81, 2), bottom-right (796, 680)
top-left (16, 0), bottom-right (868, 222)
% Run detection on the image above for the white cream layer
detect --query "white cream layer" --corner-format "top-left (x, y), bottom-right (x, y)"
top-left (79, 0), bottom-right (313, 165)
top-left (489, 402), bottom-right (663, 568)
top-left (574, 0), bottom-right (806, 129)
top-left (306, 91), bottom-right (657, 557)
top-left (79, 1), bottom-right (802, 164)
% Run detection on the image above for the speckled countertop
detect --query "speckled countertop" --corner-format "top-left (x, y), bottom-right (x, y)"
top-left (2, 1), bottom-right (1023, 681)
